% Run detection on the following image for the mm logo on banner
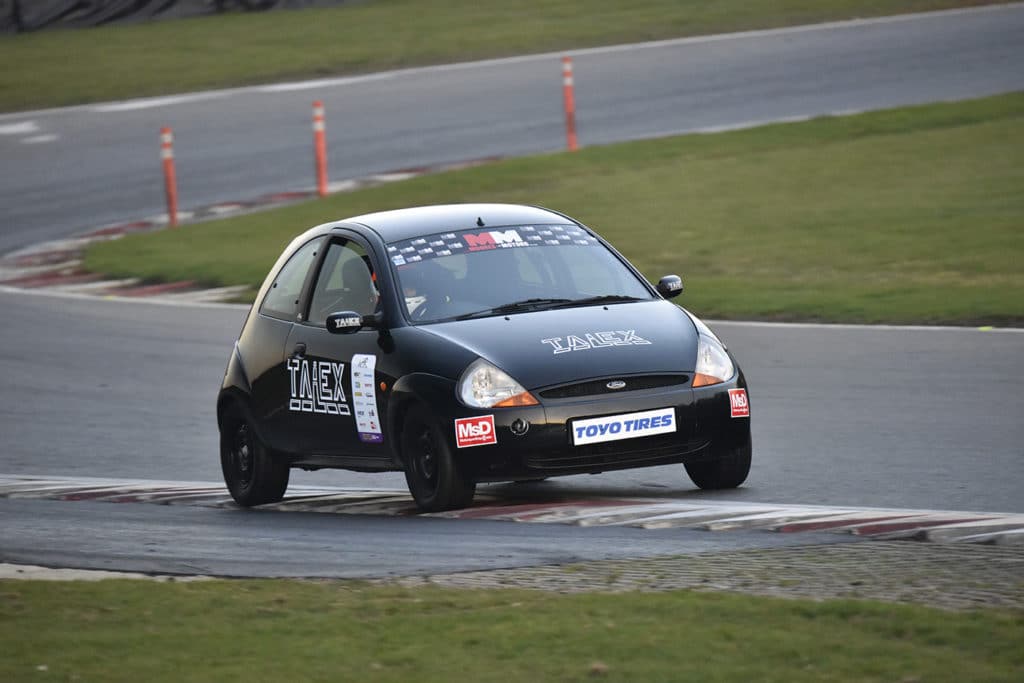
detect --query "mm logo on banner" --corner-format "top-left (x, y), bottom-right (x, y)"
top-left (463, 230), bottom-right (526, 251)
top-left (455, 415), bottom-right (497, 448)
top-left (729, 388), bottom-right (750, 418)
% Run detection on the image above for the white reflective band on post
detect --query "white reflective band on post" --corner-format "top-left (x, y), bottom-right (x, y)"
top-left (313, 121), bottom-right (325, 132)
top-left (161, 132), bottom-right (173, 144)
top-left (563, 76), bottom-right (574, 86)
top-left (160, 148), bottom-right (174, 159)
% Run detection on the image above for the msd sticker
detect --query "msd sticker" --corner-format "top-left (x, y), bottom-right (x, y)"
top-left (729, 388), bottom-right (750, 418)
top-left (455, 415), bottom-right (497, 448)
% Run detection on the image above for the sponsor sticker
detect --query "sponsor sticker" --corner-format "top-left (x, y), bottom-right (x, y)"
top-left (541, 330), bottom-right (650, 355)
top-left (729, 388), bottom-right (750, 418)
top-left (571, 407), bottom-right (675, 446)
top-left (385, 225), bottom-right (595, 264)
top-left (286, 359), bottom-right (349, 415)
top-left (464, 229), bottom-right (528, 251)
top-left (351, 354), bottom-right (383, 441)
top-left (331, 315), bottom-right (362, 330)
top-left (455, 415), bottom-right (497, 448)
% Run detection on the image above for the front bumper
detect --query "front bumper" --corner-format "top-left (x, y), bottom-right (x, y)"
top-left (446, 375), bottom-right (750, 482)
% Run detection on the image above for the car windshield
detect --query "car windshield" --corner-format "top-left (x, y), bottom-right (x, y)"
top-left (387, 224), bottom-right (654, 323)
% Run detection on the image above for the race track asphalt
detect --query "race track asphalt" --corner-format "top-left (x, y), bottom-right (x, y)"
top-left (0, 498), bottom-right (853, 578)
top-left (2, 289), bottom-right (1021, 514)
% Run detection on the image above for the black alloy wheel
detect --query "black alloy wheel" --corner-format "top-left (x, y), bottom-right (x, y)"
top-left (401, 404), bottom-right (476, 512)
top-left (219, 403), bottom-right (290, 506)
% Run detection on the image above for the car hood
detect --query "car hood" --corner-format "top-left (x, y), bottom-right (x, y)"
top-left (421, 300), bottom-right (699, 389)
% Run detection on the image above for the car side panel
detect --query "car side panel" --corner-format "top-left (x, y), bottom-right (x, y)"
top-left (235, 314), bottom-right (294, 453)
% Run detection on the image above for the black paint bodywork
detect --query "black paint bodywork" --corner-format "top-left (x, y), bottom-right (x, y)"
top-left (218, 204), bottom-right (750, 483)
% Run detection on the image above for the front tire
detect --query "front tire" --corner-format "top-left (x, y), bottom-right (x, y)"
top-left (220, 403), bottom-right (290, 506)
top-left (685, 439), bottom-right (751, 490)
top-left (401, 405), bottom-right (476, 512)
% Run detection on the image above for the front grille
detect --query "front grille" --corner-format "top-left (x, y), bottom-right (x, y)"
top-left (539, 374), bottom-right (689, 399)
top-left (525, 434), bottom-right (711, 472)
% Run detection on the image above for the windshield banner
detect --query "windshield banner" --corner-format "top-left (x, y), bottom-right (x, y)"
top-left (386, 224), bottom-right (598, 266)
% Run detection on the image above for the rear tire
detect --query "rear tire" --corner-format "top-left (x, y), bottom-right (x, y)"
top-left (685, 439), bottom-right (751, 490)
top-left (220, 403), bottom-right (290, 506)
top-left (401, 405), bottom-right (476, 512)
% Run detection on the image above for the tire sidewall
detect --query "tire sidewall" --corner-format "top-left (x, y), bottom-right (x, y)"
top-left (220, 404), bottom-right (256, 502)
top-left (219, 401), bottom-right (289, 506)
top-left (685, 438), bottom-right (752, 490)
top-left (401, 404), bottom-right (474, 511)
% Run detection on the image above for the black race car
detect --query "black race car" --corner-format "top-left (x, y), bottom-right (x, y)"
top-left (218, 203), bottom-right (751, 511)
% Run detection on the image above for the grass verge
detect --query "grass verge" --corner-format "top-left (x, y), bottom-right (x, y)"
top-left (84, 93), bottom-right (1024, 325)
top-left (0, 0), bottom-right (1008, 112)
top-left (2, 579), bottom-right (1022, 682)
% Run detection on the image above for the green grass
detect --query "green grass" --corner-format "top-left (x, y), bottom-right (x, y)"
top-left (0, 0), bottom-right (1007, 112)
top-left (2, 579), bottom-right (1022, 682)
top-left (84, 93), bottom-right (1024, 326)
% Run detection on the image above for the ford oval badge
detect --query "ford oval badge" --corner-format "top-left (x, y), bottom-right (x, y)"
top-left (606, 380), bottom-right (627, 390)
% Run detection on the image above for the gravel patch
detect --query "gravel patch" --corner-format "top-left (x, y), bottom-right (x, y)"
top-left (388, 541), bottom-right (1024, 611)
top-left (7, 541), bottom-right (1022, 611)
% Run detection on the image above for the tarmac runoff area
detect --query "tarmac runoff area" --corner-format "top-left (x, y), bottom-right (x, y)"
top-left (1, 476), bottom-right (1023, 610)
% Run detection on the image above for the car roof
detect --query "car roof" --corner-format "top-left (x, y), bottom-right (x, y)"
top-left (337, 203), bottom-right (576, 243)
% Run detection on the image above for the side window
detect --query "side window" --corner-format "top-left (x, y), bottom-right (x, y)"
top-left (308, 240), bottom-right (379, 326)
top-left (259, 238), bottom-right (323, 321)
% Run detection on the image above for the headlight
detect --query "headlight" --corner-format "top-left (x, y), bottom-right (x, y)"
top-left (693, 334), bottom-right (735, 387)
top-left (457, 358), bottom-right (539, 408)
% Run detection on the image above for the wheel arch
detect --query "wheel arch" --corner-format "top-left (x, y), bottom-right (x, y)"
top-left (386, 372), bottom-right (459, 467)
top-left (217, 387), bottom-right (250, 432)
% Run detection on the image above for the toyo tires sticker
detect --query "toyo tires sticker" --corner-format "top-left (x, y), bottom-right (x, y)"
top-left (571, 407), bottom-right (675, 446)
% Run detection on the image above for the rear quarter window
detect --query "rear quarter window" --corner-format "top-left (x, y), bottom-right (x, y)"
top-left (260, 237), bottom-right (323, 321)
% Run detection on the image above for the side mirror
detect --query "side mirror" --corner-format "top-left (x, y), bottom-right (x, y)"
top-left (326, 311), bottom-right (383, 335)
top-left (656, 275), bottom-right (684, 299)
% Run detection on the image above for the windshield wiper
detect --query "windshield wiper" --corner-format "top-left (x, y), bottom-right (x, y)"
top-left (453, 298), bottom-right (574, 320)
top-left (556, 294), bottom-right (646, 307)
top-left (452, 296), bottom-right (646, 321)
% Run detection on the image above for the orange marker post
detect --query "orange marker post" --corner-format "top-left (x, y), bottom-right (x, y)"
top-left (313, 101), bottom-right (328, 197)
top-left (160, 127), bottom-right (178, 227)
top-left (561, 56), bottom-right (578, 151)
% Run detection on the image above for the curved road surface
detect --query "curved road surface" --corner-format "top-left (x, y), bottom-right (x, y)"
top-left (2, 289), bottom-right (1021, 514)
top-left (1, 4), bottom-right (1022, 253)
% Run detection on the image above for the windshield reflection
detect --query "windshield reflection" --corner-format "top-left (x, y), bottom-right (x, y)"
top-left (388, 224), bottom-right (653, 323)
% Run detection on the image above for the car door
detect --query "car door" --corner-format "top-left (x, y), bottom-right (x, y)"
top-left (242, 236), bottom-right (324, 454)
top-left (283, 235), bottom-right (388, 459)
